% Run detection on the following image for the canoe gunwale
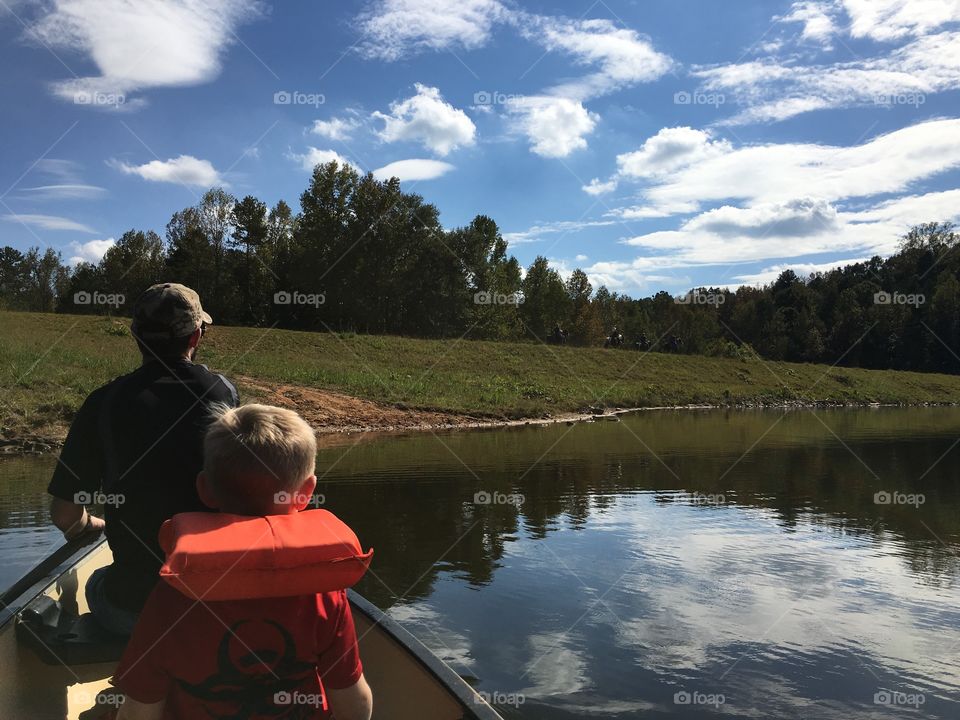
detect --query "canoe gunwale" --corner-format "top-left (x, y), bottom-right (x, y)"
top-left (0, 534), bottom-right (104, 630)
top-left (347, 590), bottom-right (505, 720)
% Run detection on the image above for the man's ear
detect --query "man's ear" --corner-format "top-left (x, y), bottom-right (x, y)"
top-left (188, 327), bottom-right (202, 350)
top-left (196, 471), bottom-right (219, 509)
top-left (293, 475), bottom-right (318, 511)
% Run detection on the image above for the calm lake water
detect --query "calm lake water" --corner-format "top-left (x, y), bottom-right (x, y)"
top-left (2, 408), bottom-right (960, 718)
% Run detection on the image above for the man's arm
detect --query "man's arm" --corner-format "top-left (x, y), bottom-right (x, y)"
top-left (326, 675), bottom-right (372, 720)
top-left (50, 497), bottom-right (104, 539)
top-left (117, 698), bottom-right (165, 720)
top-left (48, 391), bottom-right (105, 539)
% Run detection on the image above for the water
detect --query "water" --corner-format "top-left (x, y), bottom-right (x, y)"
top-left (2, 408), bottom-right (960, 718)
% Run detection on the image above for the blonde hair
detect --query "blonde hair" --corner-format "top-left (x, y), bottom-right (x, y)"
top-left (204, 404), bottom-right (317, 502)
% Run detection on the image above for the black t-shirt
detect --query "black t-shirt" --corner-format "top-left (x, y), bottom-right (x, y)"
top-left (48, 360), bottom-right (239, 611)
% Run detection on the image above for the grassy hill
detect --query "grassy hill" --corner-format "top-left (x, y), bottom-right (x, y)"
top-left (2, 310), bottom-right (959, 450)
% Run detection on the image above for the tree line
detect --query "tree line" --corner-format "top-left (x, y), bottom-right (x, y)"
top-left (1, 160), bottom-right (958, 374)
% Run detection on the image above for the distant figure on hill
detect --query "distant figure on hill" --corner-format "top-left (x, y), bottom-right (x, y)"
top-left (47, 283), bottom-right (239, 635)
top-left (604, 327), bottom-right (624, 348)
top-left (549, 323), bottom-right (568, 345)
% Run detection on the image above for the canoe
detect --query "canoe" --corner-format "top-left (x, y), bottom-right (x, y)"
top-left (0, 535), bottom-right (504, 720)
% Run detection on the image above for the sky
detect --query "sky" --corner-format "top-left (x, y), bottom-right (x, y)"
top-left (1, 0), bottom-right (959, 297)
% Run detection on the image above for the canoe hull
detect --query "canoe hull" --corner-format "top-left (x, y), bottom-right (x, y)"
top-left (0, 537), bottom-right (502, 720)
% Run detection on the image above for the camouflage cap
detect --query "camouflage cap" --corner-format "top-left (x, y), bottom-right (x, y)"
top-left (132, 283), bottom-right (213, 340)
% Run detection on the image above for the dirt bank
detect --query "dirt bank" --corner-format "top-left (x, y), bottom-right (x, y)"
top-left (1, 374), bottom-right (938, 457)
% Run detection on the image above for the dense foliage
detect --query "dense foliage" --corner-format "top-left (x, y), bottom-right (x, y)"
top-left (1, 161), bottom-right (957, 373)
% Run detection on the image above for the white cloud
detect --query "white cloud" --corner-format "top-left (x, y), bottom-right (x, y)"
top-left (311, 116), bottom-right (361, 141)
top-left (26, 0), bottom-right (263, 105)
top-left (110, 155), bottom-right (225, 187)
top-left (353, 7), bottom-right (673, 160)
top-left (17, 184), bottom-right (107, 200)
top-left (616, 189), bottom-right (960, 272)
top-left (683, 198), bottom-right (840, 238)
top-left (288, 147), bottom-right (356, 173)
top-left (613, 201), bottom-right (701, 220)
top-left (616, 127), bottom-right (733, 179)
top-left (732, 257), bottom-right (874, 286)
top-left (777, 1), bottom-right (839, 43)
top-left (697, 28), bottom-right (960, 125)
top-left (583, 178), bottom-right (618, 195)
top-left (373, 84), bottom-right (475, 156)
top-left (372, 158), bottom-right (454, 181)
top-left (841, 0), bottom-right (960, 41)
top-left (2, 213), bottom-right (96, 232)
top-left (356, 0), bottom-right (507, 60)
top-left (566, 185), bottom-right (960, 293)
top-left (68, 237), bottom-right (116, 265)
top-left (17, 159), bottom-right (106, 200)
top-left (507, 96), bottom-right (598, 158)
top-left (503, 218), bottom-right (617, 245)
top-left (632, 119), bottom-right (960, 212)
top-left (519, 15), bottom-right (674, 101)
top-left (575, 257), bottom-right (692, 293)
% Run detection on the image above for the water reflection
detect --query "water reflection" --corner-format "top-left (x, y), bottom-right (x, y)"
top-left (2, 407), bottom-right (960, 718)
top-left (312, 408), bottom-right (960, 718)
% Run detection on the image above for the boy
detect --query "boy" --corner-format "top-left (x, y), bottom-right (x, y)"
top-left (113, 404), bottom-right (373, 720)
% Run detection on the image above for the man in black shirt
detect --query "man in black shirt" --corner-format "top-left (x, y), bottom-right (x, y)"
top-left (48, 283), bottom-right (239, 634)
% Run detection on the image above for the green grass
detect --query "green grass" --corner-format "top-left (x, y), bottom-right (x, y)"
top-left (2, 310), bottom-right (959, 446)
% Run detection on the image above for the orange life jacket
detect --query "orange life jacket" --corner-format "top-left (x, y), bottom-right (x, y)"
top-left (158, 509), bottom-right (373, 601)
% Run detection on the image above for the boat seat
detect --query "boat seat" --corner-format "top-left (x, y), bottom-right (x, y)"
top-left (15, 595), bottom-right (127, 665)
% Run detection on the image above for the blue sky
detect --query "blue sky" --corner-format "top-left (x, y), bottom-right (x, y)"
top-left (2, 0), bottom-right (959, 296)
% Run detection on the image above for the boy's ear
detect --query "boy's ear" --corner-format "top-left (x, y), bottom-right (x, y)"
top-left (293, 475), bottom-right (318, 511)
top-left (196, 471), bottom-right (219, 510)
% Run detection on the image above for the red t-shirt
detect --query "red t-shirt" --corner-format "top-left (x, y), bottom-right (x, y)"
top-left (114, 582), bottom-right (363, 719)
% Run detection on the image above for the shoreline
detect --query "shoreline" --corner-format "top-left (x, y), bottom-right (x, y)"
top-left (3, 377), bottom-right (955, 457)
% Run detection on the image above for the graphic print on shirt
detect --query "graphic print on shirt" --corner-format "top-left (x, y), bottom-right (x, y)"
top-left (176, 619), bottom-right (321, 719)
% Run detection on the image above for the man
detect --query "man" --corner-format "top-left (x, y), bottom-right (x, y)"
top-left (48, 283), bottom-right (239, 635)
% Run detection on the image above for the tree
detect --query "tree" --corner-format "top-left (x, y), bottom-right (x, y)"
top-left (99, 230), bottom-right (166, 311)
top-left (565, 269), bottom-right (603, 346)
top-left (0, 246), bottom-right (26, 309)
top-left (520, 256), bottom-right (568, 340)
top-left (232, 195), bottom-right (271, 324)
top-left (20, 247), bottom-right (68, 312)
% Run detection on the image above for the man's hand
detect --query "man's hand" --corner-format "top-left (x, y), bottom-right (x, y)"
top-left (50, 497), bottom-right (104, 541)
